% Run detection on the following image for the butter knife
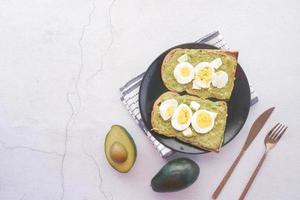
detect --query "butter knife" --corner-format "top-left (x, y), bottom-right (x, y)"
top-left (212, 107), bottom-right (275, 199)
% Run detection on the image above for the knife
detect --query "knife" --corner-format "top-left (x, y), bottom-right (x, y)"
top-left (212, 107), bottom-right (275, 199)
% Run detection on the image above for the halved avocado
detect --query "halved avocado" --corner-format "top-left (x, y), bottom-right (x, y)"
top-left (104, 125), bottom-right (137, 173)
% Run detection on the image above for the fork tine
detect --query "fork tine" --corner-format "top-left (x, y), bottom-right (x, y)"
top-left (269, 123), bottom-right (281, 139)
top-left (271, 124), bottom-right (284, 138)
top-left (265, 123), bottom-right (280, 143)
top-left (267, 123), bottom-right (280, 138)
top-left (272, 124), bottom-right (285, 139)
top-left (275, 126), bottom-right (287, 142)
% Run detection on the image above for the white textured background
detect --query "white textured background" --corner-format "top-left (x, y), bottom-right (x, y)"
top-left (0, 0), bottom-right (299, 200)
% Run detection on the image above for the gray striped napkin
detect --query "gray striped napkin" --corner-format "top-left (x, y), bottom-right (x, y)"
top-left (120, 31), bottom-right (258, 158)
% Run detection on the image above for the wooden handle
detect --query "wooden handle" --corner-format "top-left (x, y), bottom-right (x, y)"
top-left (212, 150), bottom-right (245, 199)
top-left (238, 153), bottom-right (267, 200)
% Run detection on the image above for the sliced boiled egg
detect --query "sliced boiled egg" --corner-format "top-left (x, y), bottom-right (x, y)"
top-left (193, 62), bottom-right (215, 88)
top-left (159, 99), bottom-right (178, 121)
top-left (182, 127), bottom-right (193, 137)
top-left (171, 104), bottom-right (192, 131)
top-left (210, 58), bottom-right (223, 69)
top-left (192, 80), bottom-right (201, 90)
top-left (190, 101), bottom-right (200, 111)
top-left (212, 71), bottom-right (228, 88)
top-left (177, 54), bottom-right (189, 63)
top-left (173, 62), bottom-right (194, 84)
top-left (191, 109), bottom-right (217, 134)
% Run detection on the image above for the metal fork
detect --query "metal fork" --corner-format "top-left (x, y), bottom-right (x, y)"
top-left (238, 123), bottom-right (288, 200)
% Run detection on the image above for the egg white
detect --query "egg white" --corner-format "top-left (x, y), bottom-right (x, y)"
top-left (192, 79), bottom-right (211, 89)
top-left (190, 101), bottom-right (201, 111)
top-left (210, 58), bottom-right (223, 69)
top-left (177, 54), bottom-right (189, 63)
top-left (212, 71), bottom-right (228, 88)
top-left (171, 104), bottom-right (192, 131)
top-left (191, 110), bottom-right (217, 134)
top-left (173, 62), bottom-right (194, 84)
top-left (159, 99), bottom-right (178, 121)
top-left (182, 127), bottom-right (193, 137)
top-left (192, 80), bottom-right (200, 89)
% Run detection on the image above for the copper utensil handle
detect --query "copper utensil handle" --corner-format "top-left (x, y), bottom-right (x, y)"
top-left (238, 153), bottom-right (267, 200)
top-left (212, 150), bottom-right (244, 199)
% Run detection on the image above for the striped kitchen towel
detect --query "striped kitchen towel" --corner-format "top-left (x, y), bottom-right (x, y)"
top-left (120, 31), bottom-right (258, 158)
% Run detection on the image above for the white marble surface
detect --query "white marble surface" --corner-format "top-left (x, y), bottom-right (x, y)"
top-left (0, 0), bottom-right (300, 199)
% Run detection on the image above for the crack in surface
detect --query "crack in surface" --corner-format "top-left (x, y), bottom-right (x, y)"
top-left (60, 93), bottom-right (75, 200)
top-left (0, 140), bottom-right (63, 157)
top-left (81, 143), bottom-right (112, 200)
top-left (76, 0), bottom-right (97, 110)
top-left (60, 2), bottom-right (97, 200)
top-left (86, 0), bottom-right (116, 82)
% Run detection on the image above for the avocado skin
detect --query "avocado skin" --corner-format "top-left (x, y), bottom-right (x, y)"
top-left (151, 158), bottom-right (200, 192)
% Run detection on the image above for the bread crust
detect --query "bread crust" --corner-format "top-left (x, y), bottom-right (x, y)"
top-left (150, 91), bottom-right (179, 132)
top-left (161, 49), bottom-right (184, 92)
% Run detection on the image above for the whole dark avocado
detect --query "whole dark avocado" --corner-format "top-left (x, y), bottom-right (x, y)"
top-left (151, 158), bottom-right (200, 192)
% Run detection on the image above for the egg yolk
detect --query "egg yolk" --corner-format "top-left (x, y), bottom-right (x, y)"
top-left (177, 108), bottom-right (190, 124)
top-left (196, 67), bottom-right (213, 81)
top-left (180, 67), bottom-right (190, 77)
top-left (196, 112), bottom-right (212, 128)
top-left (166, 106), bottom-right (175, 116)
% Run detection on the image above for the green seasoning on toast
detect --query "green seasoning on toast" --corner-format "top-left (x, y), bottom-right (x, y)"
top-left (151, 92), bottom-right (227, 152)
top-left (161, 48), bottom-right (238, 100)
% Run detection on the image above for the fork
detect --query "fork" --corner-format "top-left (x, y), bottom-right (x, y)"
top-left (238, 123), bottom-right (288, 200)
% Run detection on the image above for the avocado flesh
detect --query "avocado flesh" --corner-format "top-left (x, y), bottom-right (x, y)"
top-left (105, 125), bottom-right (137, 173)
top-left (151, 158), bottom-right (200, 192)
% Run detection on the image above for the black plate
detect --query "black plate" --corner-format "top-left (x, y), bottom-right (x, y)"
top-left (139, 43), bottom-right (250, 154)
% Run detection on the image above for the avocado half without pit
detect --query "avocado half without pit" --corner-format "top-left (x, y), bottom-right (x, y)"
top-left (105, 125), bottom-right (137, 173)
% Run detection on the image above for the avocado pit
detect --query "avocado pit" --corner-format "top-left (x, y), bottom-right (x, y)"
top-left (110, 142), bottom-right (128, 163)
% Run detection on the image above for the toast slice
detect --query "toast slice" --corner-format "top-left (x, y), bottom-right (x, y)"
top-left (151, 91), bottom-right (228, 152)
top-left (161, 48), bottom-right (238, 100)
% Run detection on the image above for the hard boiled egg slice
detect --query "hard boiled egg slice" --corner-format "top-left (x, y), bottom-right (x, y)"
top-left (193, 62), bottom-right (215, 88)
top-left (182, 127), bottom-right (193, 137)
top-left (159, 99), bottom-right (178, 121)
top-left (190, 101), bottom-right (201, 111)
top-left (210, 58), bottom-right (223, 69)
top-left (191, 109), bottom-right (217, 134)
top-left (212, 71), bottom-right (228, 88)
top-left (177, 54), bottom-right (189, 63)
top-left (173, 62), bottom-right (194, 84)
top-left (171, 104), bottom-right (192, 131)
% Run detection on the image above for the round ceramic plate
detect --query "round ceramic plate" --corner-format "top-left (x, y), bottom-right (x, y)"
top-left (139, 43), bottom-right (250, 154)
